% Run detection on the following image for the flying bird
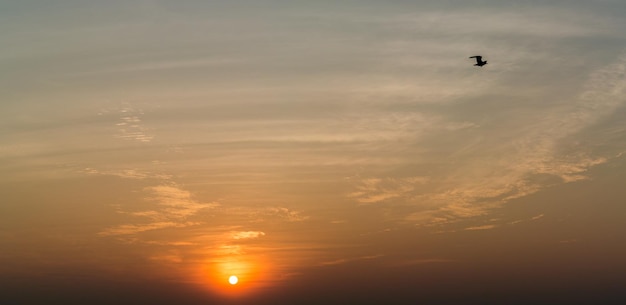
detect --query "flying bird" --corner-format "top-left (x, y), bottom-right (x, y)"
top-left (469, 55), bottom-right (487, 67)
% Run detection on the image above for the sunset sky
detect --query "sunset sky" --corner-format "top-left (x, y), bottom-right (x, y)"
top-left (2, 1), bottom-right (626, 304)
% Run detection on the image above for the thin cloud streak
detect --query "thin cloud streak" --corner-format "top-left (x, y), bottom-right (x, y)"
top-left (231, 231), bottom-right (266, 240)
top-left (99, 221), bottom-right (199, 236)
top-left (319, 254), bottom-right (384, 266)
top-left (464, 224), bottom-right (497, 231)
top-left (99, 183), bottom-right (218, 237)
top-left (391, 258), bottom-right (457, 267)
top-left (115, 107), bottom-right (153, 143)
top-left (392, 9), bottom-right (620, 38)
top-left (69, 58), bottom-right (245, 76)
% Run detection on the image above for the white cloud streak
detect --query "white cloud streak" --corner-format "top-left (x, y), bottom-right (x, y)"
top-left (231, 231), bottom-right (266, 240)
top-left (464, 224), bottom-right (497, 231)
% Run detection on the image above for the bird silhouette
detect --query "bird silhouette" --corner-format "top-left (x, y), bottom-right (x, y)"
top-left (469, 55), bottom-right (487, 67)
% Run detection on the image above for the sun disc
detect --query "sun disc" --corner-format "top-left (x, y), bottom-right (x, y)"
top-left (228, 275), bottom-right (238, 285)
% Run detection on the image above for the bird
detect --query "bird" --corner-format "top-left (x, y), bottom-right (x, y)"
top-left (469, 55), bottom-right (487, 67)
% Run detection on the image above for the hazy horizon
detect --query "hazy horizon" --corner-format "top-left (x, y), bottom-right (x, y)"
top-left (2, 1), bottom-right (626, 304)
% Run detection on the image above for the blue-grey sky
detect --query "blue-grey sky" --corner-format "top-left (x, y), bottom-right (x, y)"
top-left (2, 1), bottom-right (626, 303)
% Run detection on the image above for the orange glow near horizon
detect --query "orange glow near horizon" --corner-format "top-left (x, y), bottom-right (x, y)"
top-left (193, 254), bottom-right (271, 299)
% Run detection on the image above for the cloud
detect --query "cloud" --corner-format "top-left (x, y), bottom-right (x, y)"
top-left (319, 254), bottom-right (383, 266)
top-left (99, 221), bottom-right (199, 236)
top-left (534, 156), bottom-right (608, 183)
top-left (115, 106), bottom-right (153, 143)
top-left (149, 254), bottom-right (183, 264)
top-left (356, 51), bottom-right (626, 227)
top-left (67, 57), bottom-right (244, 77)
top-left (464, 225), bottom-right (497, 231)
top-left (216, 206), bottom-right (303, 223)
top-left (100, 184), bottom-right (218, 236)
top-left (216, 244), bottom-right (243, 256)
top-left (392, 258), bottom-right (457, 266)
top-left (82, 167), bottom-right (172, 180)
top-left (394, 9), bottom-right (616, 38)
top-left (231, 231), bottom-right (266, 240)
top-left (144, 241), bottom-right (197, 246)
top-left (530, 214), bottom-right (545, 221)
top-left (510, 213), bottom-right (545, 225)
top-left (349, 177), bottom-right (428, 204)
top-left (145, 185), bottom-right (219, 219)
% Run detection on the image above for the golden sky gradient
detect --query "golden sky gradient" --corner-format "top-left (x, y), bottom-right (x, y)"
top-left (2, 1), bottom-right (626, 304)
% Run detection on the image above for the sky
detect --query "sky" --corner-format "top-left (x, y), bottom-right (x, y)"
top-left (2, 0), bottom-right (626, 304)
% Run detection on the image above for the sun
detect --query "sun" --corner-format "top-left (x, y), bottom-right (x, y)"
top-left (228, 275), bottom-right (238, 285)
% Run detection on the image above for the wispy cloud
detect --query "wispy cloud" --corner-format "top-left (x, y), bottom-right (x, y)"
top-left (222, 206), bottom-right (309, 223)
top-left (392, 258), bottom-right (457, 267)
top-left (319, 254), bottom-right (383, 266)
top-left (464, 224), bottom-right (497, 231)
top-left (349, 177), bottom-right (428, 204)
top-left (149, 254), bottom-right (184, 264)
top-left (391, 9), bottom-right (618, 38)
top-left (100, 184), bottom-right (218, 236)
top-left (115, 106), bottom-right (153, 143)
top-left (231, 231), bottom-right (266, 240)
top-left (144, 240), bottom-right (197, 246)
top-left (82, 167), bottom-right (172, 180)
top-left (73, 58), bottom-right (243, 76)
top-left (530, 214), bottom-right (545, 221)
top-left (352, 51), bottom-right (626, 227)
top-left (144, 185), bottom-right (219, 219)
top-left (99, 221), bottom-right (199, 236)
top-left (510, 213), bottom-right (545, 225)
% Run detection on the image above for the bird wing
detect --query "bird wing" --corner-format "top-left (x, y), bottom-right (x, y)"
top-left (469, 55), bottom-right (482, 60)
